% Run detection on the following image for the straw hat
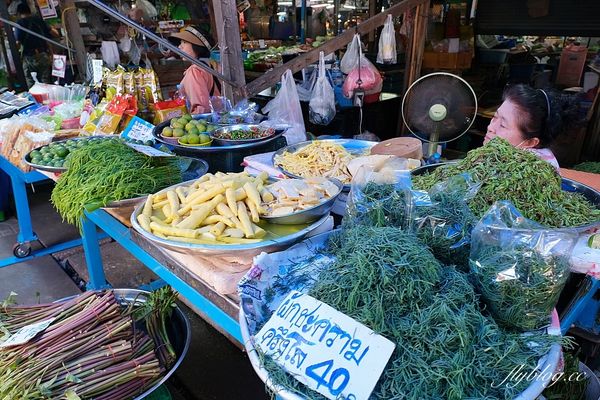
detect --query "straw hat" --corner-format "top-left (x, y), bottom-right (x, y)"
top-left (170, 26), bottom-right (212, 49)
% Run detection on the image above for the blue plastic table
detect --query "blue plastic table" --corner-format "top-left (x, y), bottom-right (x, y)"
top-left (0, 155), bottom-right (83, 267)
top-left (81, 208), bottom-right (243, 344)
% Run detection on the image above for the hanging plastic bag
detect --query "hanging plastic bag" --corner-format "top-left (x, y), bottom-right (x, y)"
top-left (262, 70), bottom-right (306, 145)
top-left (469, 201), bottom-right (577, 332)
top-left (340, 34), bottom-right (362, 74)
top-left (135, 0), bottom-right (158, 19)
top-left (309, 52), bottom-right (336, 125)
top-left (296, 68), bottom-right (317, 102)
top-left (342, 36), bottom-right (383, 99)
top-left (344, 159), bottom-right (412, 228)
top-left (410, 173), bottom-right (481, 270)
top-left (377, 14), bottom-right (397, 64)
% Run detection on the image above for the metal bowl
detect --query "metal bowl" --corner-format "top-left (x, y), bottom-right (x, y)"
top-left (261, 178), bottom-right (344, 225)
top-left (153, 120), bottom-right (285, 154)
top-left (210, 124), bottom-right (277, 146)
top-left (23, 135), bottom-right (112, 173)
top-left (130, 179), bottom-right (332, 258)
top-left (411, 162), bottom-right (600, 232)
top-left (56, 288), bottom-right (190, 400)
top-left (103, 157), bottom-right (209, 208)
top-left (272, 139), bottom-right (377, 191)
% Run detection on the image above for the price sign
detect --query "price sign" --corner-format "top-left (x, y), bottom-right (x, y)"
top-left (255, 291), bottom-right (395, 400)
top-left (126, 142), bottom-right (173, 157)
top-left (92, 59), bottom-right (104, 84)
top-left (122, 116), bottom-right (155, 142)
top-left (51, 54), bottom-right (67, 78)
top-left (0, 318), bottom-right (56, 348)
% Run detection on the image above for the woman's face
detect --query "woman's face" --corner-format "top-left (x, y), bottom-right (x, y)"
top-left (484, 99), bottom-right (528, 146)
top-left (178, 40), bottom-right (196, 58)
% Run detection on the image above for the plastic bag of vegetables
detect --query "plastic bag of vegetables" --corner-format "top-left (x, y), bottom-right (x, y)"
top-left (309, 52), bottom-right (336, 125)
top-left (344, 160), bottom-right (411, 228)
top-left (469, 201), bottom-right (577, 331)
top-left (410, 173), bottom-right (480, 270)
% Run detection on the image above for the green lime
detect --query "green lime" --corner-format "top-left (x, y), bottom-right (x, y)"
top-left (188, 127), bottom-right (199, 135)
top-left (31, 157), bottom-right (41, 164)
top-left (185, 122), bottom-right (195, 131)
top-left (56, 147), bottom-right (69, 158)
top-left (199, 134), bottom-right (211, 144)
top-left (173, 128), bottom-right (185, 138)
top-left (196, 124), bottom-right (207, 133)
top-left (30, 150), bottom-right (41, 159)
top-left (588, 234), bottom-right (600, 249)
top-left (170, 119), bottom-right (179, 128)
top-left (188, 134), bottom-right (200, 145)
top-left (66, 139), bottom-right (76, 146)
top-left (181, 114), bottom-right (192, 121)
top-left (179, 135), bottom-right (189, 144)
top-left (40, 147), bottom-right (50, 154)
top-left (162, 127), bottom-right (173, 137)
top-left (172, 122), bottom-right (183, 130)
top-left (43, 153), bottom-right (53, 162)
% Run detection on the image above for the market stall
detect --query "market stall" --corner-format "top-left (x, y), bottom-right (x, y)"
top-left (2, 0), bottom-right (600, 399)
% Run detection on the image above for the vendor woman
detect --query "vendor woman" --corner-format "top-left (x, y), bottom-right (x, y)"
top-left (484, 84), bottom-right (581, 170)
top-left (170, 26), bottom-right (221, 114)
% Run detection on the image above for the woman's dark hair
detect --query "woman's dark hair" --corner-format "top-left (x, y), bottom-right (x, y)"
top-left (191, 43), bottom-right (210, 59)
top-left (191, 26), bottom-right (214, 59)
top-left (17, 2), bottom-right (31, 14)
top-left (502, 84), bottom-right (583, 147)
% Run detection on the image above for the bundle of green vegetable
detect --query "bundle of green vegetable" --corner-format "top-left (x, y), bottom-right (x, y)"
top-left (0, 288), bottom-right (179, 399)
top-left (261, 227), bottom-right (567, 400)
top-left (542, 351), bottom-right (589, 400)
top-left (412, 175), bottom-right (479, 270)
top-left (412, 138), bottom-right (600, 228)
top-left (344, 182), bottom-right (407, 228)
top-left (51, 140), bottom-right (182, 228)
top-left (573, 161), bottom-right (600, 174)
top-left (470, 247), bottom-right (570, 331)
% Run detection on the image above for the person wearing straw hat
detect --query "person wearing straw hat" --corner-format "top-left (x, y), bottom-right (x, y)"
top-left (484, 84), bottom-right (582, 170)
top-left (170, 26), bottom-right (221, 114)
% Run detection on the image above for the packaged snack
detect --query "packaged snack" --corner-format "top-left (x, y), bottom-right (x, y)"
top-left (153, 98), bottom-right (187, 124)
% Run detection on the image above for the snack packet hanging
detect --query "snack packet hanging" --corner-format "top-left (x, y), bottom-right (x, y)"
top-left (103, 67), bottom-right (125, 101)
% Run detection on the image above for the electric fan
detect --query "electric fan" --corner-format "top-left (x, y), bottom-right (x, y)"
top-left (402, 72), bottom-right (478, 158)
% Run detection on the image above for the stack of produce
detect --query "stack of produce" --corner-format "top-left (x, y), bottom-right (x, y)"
top-left (412, 138), bottom-right (600, 227)
top-left (136, 172), bottom-right (272, 244)
top-left (0, 288), bottom-right (178, 400)
top-left (51, 139), bottom-right (182, 228)
top-left (161, 114), bottom-right (213, 145)
top-left (262, 227), bottom-right (567, 399)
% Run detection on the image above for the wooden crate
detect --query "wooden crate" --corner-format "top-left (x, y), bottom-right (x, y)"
top-left (422, 50), bottom-right (473, 70)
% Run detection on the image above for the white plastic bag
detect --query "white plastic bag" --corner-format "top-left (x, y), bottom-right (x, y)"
top-left (309, 52), bottom-right (336, 125)
top-left (340, 34), bottom-right (362, 74)
top-left (136, 0), bottom-right (158, 19)
top-left (296, 67), bottom-right (317, 102)
top-left (377, 14), bottom-right (397, 64)
top-left (262, 70), bottom-right (306, 145)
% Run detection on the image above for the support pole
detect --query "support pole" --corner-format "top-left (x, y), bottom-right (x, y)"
top-left (0, 1), bottom-right (27, 90)
top-left (211, 0), bottom-right (246, 101)
top-left (60, 0), bottom-right (87, 81)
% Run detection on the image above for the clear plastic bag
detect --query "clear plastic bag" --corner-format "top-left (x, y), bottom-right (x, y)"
top-left (340, 34), bottom-right (362, 74)
top-left (377, 14), bottom-right (397, 64)
top-left (309, 52), bottom-right (336, 125)
top-left (469, 201), bottom-right (577, 332)
top-left (344, 161), bottom-right (412, 228)
top-left (342, 53), bottom-right (383, 98)
top-left (262, 70), bottom-right (306, 144)
top-left (296, 68), bottom-right (317, 102)
top-left (135, 0), bottom-right (158, 19)
top-left (410, 173), bottom-right (481, 270)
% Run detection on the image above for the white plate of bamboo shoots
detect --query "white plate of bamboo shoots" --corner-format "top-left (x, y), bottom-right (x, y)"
top-left (130, 171), bottom-right (331, 256)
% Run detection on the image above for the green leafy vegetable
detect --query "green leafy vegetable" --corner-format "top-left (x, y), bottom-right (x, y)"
top-left (51, 140), bottom-right (182, 228)
top-left (412, 138), bottom-right (600, 228)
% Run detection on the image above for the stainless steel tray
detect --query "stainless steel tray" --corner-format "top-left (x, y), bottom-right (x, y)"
top-left (23, 135), bottom-right (113, 173)
top-left (130, 180), bottom-right (331, 258)
top-left (153, 120), bottom-right (285, 154)
top-left (261, 178), bottom-right (343, 225)
top-left (272, 139), bottom-right (377, 190)
top-left (210, 124), bottom-right (277, 146)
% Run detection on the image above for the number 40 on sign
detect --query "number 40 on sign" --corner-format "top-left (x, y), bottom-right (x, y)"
top-left (255, 291), bottom-right (396, 400)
